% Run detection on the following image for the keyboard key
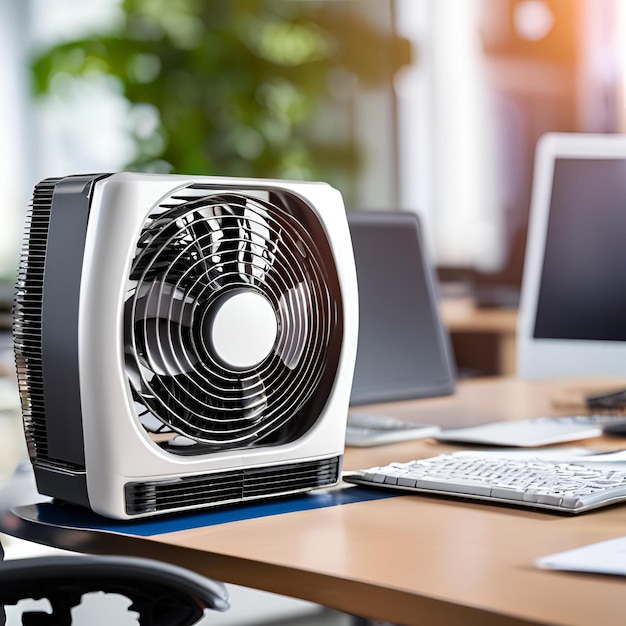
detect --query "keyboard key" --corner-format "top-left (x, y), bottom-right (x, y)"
top-left (414, 476), bottom-right (493, 496)
top-left (491, 487), bottom-right (524, 501)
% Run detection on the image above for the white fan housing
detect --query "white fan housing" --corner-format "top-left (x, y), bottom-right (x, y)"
top-left (13, 172), bottom-right (358, 519)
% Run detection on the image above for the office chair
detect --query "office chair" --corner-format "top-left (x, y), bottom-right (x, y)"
top-left (0, 463), bottom-right (229, 626)
top-left (0, 547), bottom-right (229, 626)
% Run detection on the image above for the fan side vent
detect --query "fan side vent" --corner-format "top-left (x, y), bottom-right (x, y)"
top-left (124, 456), bottom-right (341, 515)
top-left (13, 179), bottom-right (58, 465)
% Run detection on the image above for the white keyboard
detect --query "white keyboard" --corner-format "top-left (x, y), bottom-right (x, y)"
top-left (343, 452), bottom-right (626, 513)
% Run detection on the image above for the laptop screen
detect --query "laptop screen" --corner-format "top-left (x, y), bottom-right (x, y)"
top-left (347, 211), bottom-right (455, 405)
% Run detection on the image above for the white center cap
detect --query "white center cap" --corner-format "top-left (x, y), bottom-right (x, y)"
top-left (210, 291), bottom-right (278, 370)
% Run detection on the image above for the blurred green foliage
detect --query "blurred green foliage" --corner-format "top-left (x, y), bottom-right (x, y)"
top-left (30, 0), bottom-right (405, 198)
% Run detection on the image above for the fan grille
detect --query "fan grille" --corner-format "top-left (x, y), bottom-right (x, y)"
top-left (125, 186), bottom-right (343, 451)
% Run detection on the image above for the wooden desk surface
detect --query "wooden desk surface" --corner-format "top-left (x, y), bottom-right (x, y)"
top-left (5, 377), bottom-right (626, 626)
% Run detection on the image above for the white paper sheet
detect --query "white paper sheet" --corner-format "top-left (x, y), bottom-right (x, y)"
top-left (537, 536), bottom-right (626, 576)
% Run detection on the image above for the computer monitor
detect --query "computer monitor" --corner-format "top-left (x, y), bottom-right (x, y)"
top-left (517, 132), bottom-right (626, 379)
top-left (347, 210), bottom-right (456, 405)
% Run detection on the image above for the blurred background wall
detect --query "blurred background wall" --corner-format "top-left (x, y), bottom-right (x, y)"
top-left (1, 0), bottom-right (625, 303)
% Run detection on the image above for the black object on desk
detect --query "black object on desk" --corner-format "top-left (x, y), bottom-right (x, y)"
top-left (584, 389), bottom-right (626, 436)
top-left (586, 388), bottom-right (626, 414)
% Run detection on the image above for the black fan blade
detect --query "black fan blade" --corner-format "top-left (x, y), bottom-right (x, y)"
top-left (275, 282), bottom-right (309, 370)
top-left (130, 281), bottom-right (198, 376)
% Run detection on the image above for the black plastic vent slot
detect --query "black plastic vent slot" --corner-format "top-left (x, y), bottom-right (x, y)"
top-left (124, 456), bottom-right (341, 515)
top-left (13, 178), bottom-right (59, 463)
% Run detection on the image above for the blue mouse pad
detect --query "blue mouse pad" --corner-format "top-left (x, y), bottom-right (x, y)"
top-left (18, 486), bottom-right (398, 537)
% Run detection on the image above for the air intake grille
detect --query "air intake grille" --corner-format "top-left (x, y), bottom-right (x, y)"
top-left (124, 456), bottom-right (341, 515)
top-left (13, 179), bottom-right (59, 463)
top-left (124, 185), bottom-right (343, 454)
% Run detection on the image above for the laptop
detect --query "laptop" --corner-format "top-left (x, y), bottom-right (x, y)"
top-left (345, 211), bottom-right (456, 445)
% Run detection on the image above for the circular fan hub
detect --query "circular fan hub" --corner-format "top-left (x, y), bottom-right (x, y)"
top-left (206, 290), bottom-right (278, 370)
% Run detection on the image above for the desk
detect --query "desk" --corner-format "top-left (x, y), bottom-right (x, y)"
top-left (4, 377), bottom-right (626, 626)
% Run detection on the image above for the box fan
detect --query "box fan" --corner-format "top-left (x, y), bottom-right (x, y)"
top-left (13, 173), bottom-right (358, 519)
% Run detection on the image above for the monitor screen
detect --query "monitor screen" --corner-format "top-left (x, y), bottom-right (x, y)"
top-left (347, 211), bottom-right (455, 405)
top-left (517, 132), bottom-right (626, 379)
top-left (534, 157), bottom-right (626, 342)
